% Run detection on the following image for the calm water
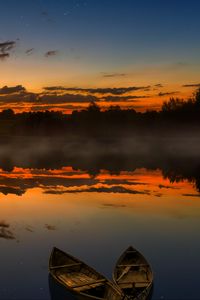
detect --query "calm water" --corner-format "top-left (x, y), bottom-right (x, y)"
top-left (0, 163), bottom-right (200, 300)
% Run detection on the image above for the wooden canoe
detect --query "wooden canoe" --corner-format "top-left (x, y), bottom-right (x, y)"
top-left (113, 246), bottom-right (153, 300)
top-left (49, 247), bottom-right (127, 300)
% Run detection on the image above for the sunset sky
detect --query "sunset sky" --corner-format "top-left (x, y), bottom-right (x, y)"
top-left (1, 0), bottom-right (200, 112)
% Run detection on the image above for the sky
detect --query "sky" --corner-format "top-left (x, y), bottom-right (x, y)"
top-left (0, 0), bottom-right (200, 112)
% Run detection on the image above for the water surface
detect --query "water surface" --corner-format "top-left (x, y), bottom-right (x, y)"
top-left (0, 164), bottom-right (200, 300)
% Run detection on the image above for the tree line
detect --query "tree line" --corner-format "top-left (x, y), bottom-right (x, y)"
top-left (0, 88), bottom-right (200, 137)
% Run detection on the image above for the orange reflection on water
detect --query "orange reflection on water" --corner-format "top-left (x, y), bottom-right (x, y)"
top-left (0, 166), bottom-right (198, 199)
top-left (0, 166), bottom-right (200, 246)
top-left (0, 167), bottom-right (197, 197)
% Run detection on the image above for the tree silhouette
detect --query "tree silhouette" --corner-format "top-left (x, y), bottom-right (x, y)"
top-left (86, 101), bottom-right (101, 113)
top-left (194, 87), bottom-right (200, 107)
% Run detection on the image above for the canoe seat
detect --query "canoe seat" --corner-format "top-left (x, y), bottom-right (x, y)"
top-left (75, 281), bottom-right (106, 292)
top-left (120, 281), bottom-right (149, 285)
top-left (135, 282), bottom-right (149, 288)
top-left (50, 262), bottom-right (82, 270)
top-left (119, 280), bottom-right (149, 289)
top-left (72, 278), bottom-right (106, 289)
top-left (117, 264), bottom-right (148, 267)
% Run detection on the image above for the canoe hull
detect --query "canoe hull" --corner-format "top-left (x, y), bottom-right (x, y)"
top-left (113, 246), bottom-right (153, 300)
top-left (49, 247), bottom-right (126, 300)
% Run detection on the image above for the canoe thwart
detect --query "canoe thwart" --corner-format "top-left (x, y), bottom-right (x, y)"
top-left (72, 278), bottom-right (106, 289)
top-left (50, 262), bottom-right (82, 269)
top-left (119, 281), bottom-right (150, 284)
top-left (117, 264), bottom-right (148, 267)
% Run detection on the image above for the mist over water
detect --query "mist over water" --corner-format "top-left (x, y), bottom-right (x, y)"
top-left (1, 136), bottom-right (200, 190)
top-left (1, 134), bottom-right (200, 166)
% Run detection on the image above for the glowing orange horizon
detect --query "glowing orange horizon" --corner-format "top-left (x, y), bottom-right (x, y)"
top-left (0, 84), bottom-right (196, 114)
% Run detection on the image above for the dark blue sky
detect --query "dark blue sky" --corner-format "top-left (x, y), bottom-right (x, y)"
top-left (1, 0), bottom-right (200, 61)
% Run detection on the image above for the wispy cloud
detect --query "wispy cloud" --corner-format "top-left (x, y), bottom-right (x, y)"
top-left (0, 221), bottom-right (15, 240)
top-left (43, 186), bottom-right (150, 195)
top-left (0, 41), bottom-right (16, 52)
top-left (102, 95), bottom-right (149, 102)
top-left (0, 53), bottom-right (10, 60)
top-left (45, 50), bottom-right (58, 57)
top-left (25, 226), bottom-right (34, 233)
top-left (0, 85), bottom-right (26, 95)
top-left (41, 11), bottom-right (54, 23)
top-left (154, 84), bottom-right (164, 88)
top-left (41, 11), bottom-right (48, 16)
top-left (158, 184), bottom-right (179, 190)
top-left (25, 48), bottom-right (34, 55)
top-left (102, 73), bottom-right (127, 78)
top-left (45, 224), bottom-right (57, 231)
top-left (0, 186), bottom-right (25, 196)
top-left (0, 85), bottom-right (99, 106)
top-left (182, 83), bottom-right (200, 87)
top-left (158, 91), bottom-right (179, 97)
top-left (43, 85), bottom-right (150, 95)
top-left (0, 40), bottom-right (16, 60)
top-left (101, 203), bottom-right (127, 208)
top-left (182, 193), bottom-right (200, 197)
top-left (39, 93), bottom-right (98, 103)
top-left (102, 179), bottom-right (147, 185)
top-left (0, 221), bottom-right (10, 228)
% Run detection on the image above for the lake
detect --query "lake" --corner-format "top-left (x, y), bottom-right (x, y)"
top-left (0, 161), bottom-right (200, 300)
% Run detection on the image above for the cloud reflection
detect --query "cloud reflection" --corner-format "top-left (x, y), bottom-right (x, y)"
top-left (0, 221), bottom-right (15, 240)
